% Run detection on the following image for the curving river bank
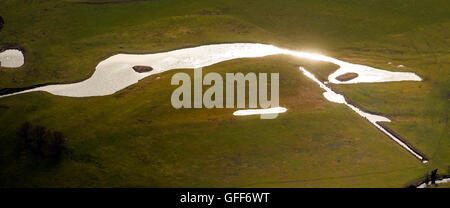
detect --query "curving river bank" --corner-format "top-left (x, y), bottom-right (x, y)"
top-left (0, 43), bottom-right (426, 162)
top-left (0, 43), bottom-right (421, 98)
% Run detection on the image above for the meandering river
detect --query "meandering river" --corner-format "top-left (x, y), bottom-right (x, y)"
top-left (0, 43), bottom-right (427, 162)
top-left (0, 43), bottom-right (420, 98)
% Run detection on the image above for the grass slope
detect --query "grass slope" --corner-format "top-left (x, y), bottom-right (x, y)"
top-left (0, 56), bottom-right (423, 187)
top-left (0, 0), bottom-right (448, 187)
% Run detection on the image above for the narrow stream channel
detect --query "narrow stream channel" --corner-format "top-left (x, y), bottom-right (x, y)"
top-left (298, 67), bottom-right (427, 163)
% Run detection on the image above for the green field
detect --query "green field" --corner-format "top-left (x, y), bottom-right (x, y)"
top-left (0, 0), bottom-right (448, 187)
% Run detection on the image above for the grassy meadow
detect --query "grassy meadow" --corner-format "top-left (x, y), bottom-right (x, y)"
top-left (0, 0), bottom-right (448, 187)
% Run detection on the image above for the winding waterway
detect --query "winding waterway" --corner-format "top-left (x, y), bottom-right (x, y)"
top-left (0, 43), bottom-right (420, 98)
top-left (0, 43), bottom-right (426, 162)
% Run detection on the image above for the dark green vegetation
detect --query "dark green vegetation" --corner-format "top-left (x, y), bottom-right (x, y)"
top-left (0, 16), bottom-right (4, 31)
top-left (17, 122), bottom-right (67, 160)
top-left (0, 0), bottom-right (448, 187)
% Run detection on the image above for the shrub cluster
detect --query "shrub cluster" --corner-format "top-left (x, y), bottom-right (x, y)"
top-left (0, 16), bottom-right (4, 31)
top-left (17, 122), bottom-right (67, 159)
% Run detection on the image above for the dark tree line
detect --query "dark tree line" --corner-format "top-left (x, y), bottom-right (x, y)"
top-left (17, 122), bottom-right (68, 160)
top-left (0, 16), bottom-right (4, 31)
